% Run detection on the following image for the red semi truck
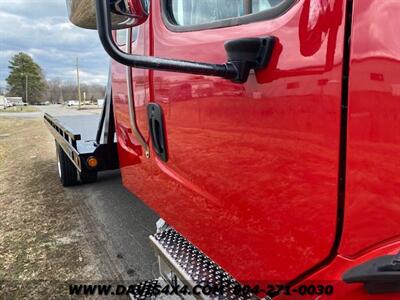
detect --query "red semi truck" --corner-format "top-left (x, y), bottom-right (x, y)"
top-left (45, 0), bottom-right (400, 298)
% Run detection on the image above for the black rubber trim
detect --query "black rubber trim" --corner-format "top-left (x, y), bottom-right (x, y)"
top-left (281, 0), bottom-right (354, 291)
top-left (161, 0), bottom-right (297, 32)
top-left (334, 0), bottom-right (353, 266)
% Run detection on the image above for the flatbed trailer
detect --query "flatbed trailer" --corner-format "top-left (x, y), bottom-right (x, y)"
top-left (44, 83), bottom-right (119, 186)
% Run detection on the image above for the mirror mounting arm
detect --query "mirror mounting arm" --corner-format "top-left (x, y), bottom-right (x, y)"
top-left (95, 0), bottom-right (276, 83)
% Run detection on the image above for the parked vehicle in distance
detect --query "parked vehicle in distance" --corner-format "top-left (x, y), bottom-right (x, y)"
top-left (44, 0), bottom-right (400, 299)
top-left (66, 100), bottom-right (79, 106)
top-left (14, 102), bottom-right (28, 107)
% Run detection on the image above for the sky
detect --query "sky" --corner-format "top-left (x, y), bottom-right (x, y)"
top-left (0, 0), bottom-right (109, 90)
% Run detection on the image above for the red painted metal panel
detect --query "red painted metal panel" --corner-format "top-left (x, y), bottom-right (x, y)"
top-left (115, 0), bottom-right (348, 284)
top-left (339, 0), bottom-right (400, 258)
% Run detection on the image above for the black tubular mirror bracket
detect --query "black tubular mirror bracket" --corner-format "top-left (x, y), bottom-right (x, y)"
top-left (95, 0), bottom-right (276, 83)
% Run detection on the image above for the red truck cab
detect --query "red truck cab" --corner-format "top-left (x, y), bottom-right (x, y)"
top-left (64, 0), bottom-right (400, 298)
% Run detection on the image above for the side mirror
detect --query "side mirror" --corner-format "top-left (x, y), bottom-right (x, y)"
top-left (66, 0), bottom-right (149, 30)
top-left (67, 0), bottom-right (276, 84)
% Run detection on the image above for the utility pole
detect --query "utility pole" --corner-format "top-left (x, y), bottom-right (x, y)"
top-left (60, 85), bottom-right (64, 104)
top-left (76, 57), bottom-right (82, 109)
top-left (25, 74), bottom-right (29, 105)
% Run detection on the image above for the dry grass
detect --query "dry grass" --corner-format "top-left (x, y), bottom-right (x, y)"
top-left (0, 117), bottom-right (121, 299)
top-left (1, 106), bottom-right (39, 113)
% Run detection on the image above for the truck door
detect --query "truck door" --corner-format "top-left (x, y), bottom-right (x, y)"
top-left (143, 0), bottom-right (348, 284)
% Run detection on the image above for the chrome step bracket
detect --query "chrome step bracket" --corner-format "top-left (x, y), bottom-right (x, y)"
top-left (150, 228), bottom-right (257, 300)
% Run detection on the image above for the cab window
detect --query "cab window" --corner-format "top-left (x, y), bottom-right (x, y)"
top-left (169, 0), bottom-right (288, 26)
top-left (116, 29), bottom-right (128, 46)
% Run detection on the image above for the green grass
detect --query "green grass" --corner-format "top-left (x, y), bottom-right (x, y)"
top-left (1, 106), bottom-right (39, 113)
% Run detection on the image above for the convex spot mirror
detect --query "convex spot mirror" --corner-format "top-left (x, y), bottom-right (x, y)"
top-left (66, 0), bottom-right (149, 30)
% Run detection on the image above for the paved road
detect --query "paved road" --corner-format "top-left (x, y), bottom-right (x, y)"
top-left (36, 104), bottom-right (102, 116)
top-left (0, 104), bottom-right (101, 118)
top-left (69, 170), bottom-right (160, 282)
top-left (3, 105), bottom-right (160, 282)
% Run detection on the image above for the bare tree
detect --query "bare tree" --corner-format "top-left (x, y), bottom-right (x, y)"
top-left (47, 80), bottom-right (105, 103)
top-left (47, 78), bottom-right (63, 103)
top-left (61, 81), bottom-right (79, 101)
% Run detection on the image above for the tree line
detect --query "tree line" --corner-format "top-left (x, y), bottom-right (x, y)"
top-left (47, 79), bottom-right (106, 104)
top-left (4, 52), bottom-right (105, 104)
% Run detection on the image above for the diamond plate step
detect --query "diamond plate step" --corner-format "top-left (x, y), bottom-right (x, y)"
top-left (150, 228), bottom-right (258, 300)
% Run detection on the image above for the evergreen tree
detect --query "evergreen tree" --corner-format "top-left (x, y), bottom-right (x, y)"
top-left (6, 53), bottom-right (47, 103)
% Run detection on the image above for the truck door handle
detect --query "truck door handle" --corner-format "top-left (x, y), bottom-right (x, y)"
top-left (147, 104), bottom-right (168, 162)
top-left (343, 252), bottom-right (400, 294)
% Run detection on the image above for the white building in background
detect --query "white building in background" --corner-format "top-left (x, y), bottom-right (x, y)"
top-left (0, 95), bottom-right (6, 108)
top-left (5, 97), bottom-right (25, 106)
top-left (97, 99), bottom-right (105, 108)
top-left (0, 96), bottom-right (24, 108)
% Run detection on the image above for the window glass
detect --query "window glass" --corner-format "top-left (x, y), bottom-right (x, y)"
top-left (116, 29), bottom-right (128, 45)
top-left (170, 0), bottom-right (285, 26)
top-left (132, 27), bottom-right (139, 42)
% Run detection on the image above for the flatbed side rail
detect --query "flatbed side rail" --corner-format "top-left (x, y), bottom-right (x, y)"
top-left (44, 113), bottom-right (83, 172)
top-left (44, 113), bottom-right (81, 146)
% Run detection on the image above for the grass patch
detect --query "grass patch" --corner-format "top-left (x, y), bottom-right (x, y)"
top-left (1, 106), bottom-right (39, 113)
top-left (0, 117), bottom-right (121, 299)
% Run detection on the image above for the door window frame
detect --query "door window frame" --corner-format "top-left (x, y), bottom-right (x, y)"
top-left (161, 0), bottom-right (297, 32)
